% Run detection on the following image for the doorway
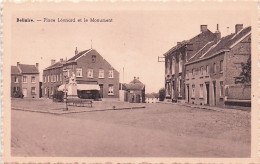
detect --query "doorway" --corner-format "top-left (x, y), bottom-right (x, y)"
top-left (99, 84), bottom-right (103, 98)
top-left (22, 88), bottom-right (27, 97)
top-left (187, 85), bottom-right (190, 103)
top-left (213, 81), bottom-right (216, 105)
top-left (206, 83), bottom-right (209, 105)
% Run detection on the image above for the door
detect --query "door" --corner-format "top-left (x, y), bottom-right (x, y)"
top-left (187, 85), bottom-right (190, 103)
top-left (206, 83), bottom-right (209, 105)
top-left (213, 81), bottom-right (216, 105)
top-left (22, 88), bottom-right (27, 97)
top-left (99, 84), bottom-right (103, 98)
top-left (136, 95), bottom-right (141, 103)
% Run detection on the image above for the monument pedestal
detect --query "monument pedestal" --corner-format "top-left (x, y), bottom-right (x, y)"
top-left (67, 84), bottom-right (78, 98)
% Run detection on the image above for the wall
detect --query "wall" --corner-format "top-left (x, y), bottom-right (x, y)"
top-left (185, 53), bottom-right (225, 106)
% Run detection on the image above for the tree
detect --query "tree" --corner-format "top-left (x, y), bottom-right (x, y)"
top-left (236, 56), bottom-right (251, 84)
top-left (159, 88), bottom-right (166, 101)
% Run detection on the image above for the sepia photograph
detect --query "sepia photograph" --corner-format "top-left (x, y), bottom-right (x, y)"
top-left (2, 1), bottom-right (259, 163)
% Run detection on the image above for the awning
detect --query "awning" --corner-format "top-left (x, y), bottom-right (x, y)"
top-left (77, 84), bottom-right (100, 91)
top-left (57, 84), bottom-right (100, 91)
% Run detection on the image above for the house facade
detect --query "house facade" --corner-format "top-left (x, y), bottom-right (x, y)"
top-left (123, 77), bottom-right (145, 103)
top-left (163, 25), bottom-right (218, 102)
top-left (185, 24), bottom-right (251, 106)
top-left (42, 48), bottom-right (120, 99)
top-left (11, 62), bottom-right (40, 98)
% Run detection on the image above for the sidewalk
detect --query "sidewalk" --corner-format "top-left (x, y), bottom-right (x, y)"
top-left (11, 98), bottom-right (146, 115)
top-left (159, 101), bottom-right (250, 114)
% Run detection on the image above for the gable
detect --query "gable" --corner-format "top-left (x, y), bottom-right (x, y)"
top-left (75, 49), bottom-right (119, 73)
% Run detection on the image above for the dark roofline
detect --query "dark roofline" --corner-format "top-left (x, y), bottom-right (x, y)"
top-left (163, 29), bottom-right (213, 57)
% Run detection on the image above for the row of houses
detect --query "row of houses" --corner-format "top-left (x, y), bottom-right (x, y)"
top-left (11, 48), bottom-right (146, 103)
top-left (163, 24), bottom-right (251, 107)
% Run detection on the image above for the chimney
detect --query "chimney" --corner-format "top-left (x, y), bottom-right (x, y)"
top-left (60, 58), bottom-right (63, 62)
top-left (200, 25), bottom-right (208, 33)
top-left (134, 76), bottom-right (136, 80)
top-left (75, 47), bottom-right (78, 56)
top-left (35, 63), bottom-right (39, 70)
top-left (17, 62), bottom-right (20, 67)
top-left (137, 77), bottom-right (139, 80)
top-left (235, 24), bottom-right (243, 33)
top-left (51, 59), bottom-right (56, 65)
top-left (215, 24), bottom-right (221, 42)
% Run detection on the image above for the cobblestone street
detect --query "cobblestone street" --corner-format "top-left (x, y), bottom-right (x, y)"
top-left (11, 99), bottom-right (251, 157)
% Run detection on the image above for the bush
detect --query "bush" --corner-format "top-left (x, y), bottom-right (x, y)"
top-left (159, 88), bottom-right (166, 101)
top-left (12, 91), bottom-right (24, 98)
top-left (53, 91), bottom-right (65, 102)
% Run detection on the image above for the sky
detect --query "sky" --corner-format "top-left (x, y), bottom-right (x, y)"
top-left (10, 2), bottom-right (252, 93)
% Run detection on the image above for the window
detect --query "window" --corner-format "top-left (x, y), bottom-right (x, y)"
top-left (44, 76), bottom-right (46, 83)
top-left (31, 76), bottom-right (36, 83)
top-left (76, 68), bottom-right (83, 77)
top-left (31, 87), bottom-right (36, 95)
top-left (92, 55), bottom-right (96, 63)
top-left (192, 69), bottom-right (195, 76)
top-left (60, 74), bottom-right (62, 82)
top-left (99, 69), bottom-right (104, 78)
top-left (48, 75), bottom-right (50, 82)
top-left (206, 65), bottom-right (209, 74)
top-left (14, 76), bottom-right (19, 83)
top-left (220, 81), bottom-right (224, 97)
top-left (213, 63), bottom-right (216, 73)
top-left (56, 75), bottom-right (59, 82)
top-left (179, 58), bottom-right (183, 73)
top-left (220, 60), bottom-right (223, 72)
top-left (45, 87), bottom-right (47, 95)
top-left (108, 70), bottom-right (114, 78)
top-left (87, 69), bottom-right (93, 78)
top-left (172, 59), bottom-right (176, 74)
top-left (108, 84), bottom-right (114, 95)
top-left (22, 76), bottom-right (27, 83)
top-left (192, 85), bottom-right (195, 98)
top-left (186, 70), bottom-right (189, 78)
top-left (199, 84), bottom-right (203, 98)
top-left (200, 67), bottom-right (204, 75)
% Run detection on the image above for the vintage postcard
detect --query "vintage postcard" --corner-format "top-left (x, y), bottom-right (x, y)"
top-left (1, 0), bottom-right (259, 163)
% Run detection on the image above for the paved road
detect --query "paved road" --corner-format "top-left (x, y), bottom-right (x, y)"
top-left (11, 103), bottom-right (251, 157)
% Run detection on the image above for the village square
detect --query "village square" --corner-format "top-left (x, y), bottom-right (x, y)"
top-left (10, 22), bottom-right (251, 157)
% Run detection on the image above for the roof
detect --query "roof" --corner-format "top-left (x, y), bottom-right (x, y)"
top-left (125, 83), bottom-right (145, 90)
top-left (187, 26), bottom-right (251, 64)
top-left (19, 64), bottom-right (39, 74)
top-left (68, 49), bottom-right (91, 61)
top-left (44, 61), bottom-right (64, 70)
top-left (163, 29), bottom-right (214, 57)
top-left (11, 66), bottom-right (20, 75)
top-left (124, 78), bottom-right (145, 90)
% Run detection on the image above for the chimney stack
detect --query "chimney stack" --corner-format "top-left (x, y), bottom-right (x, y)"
top-left (75, 47), bottom-right (78, 56)
top-left (51, 59), bottom-right (56, 65)
top-left (200, 25), bottom-right (208, 33)
top-left (17, 62), bottom-right (20, 67)
top-left (60, 58), bottom-right (63, 62)
top-left (215, 24), bottom-right (221, 43)
top-left (35, 63), bottom-right (39, 70)
top-left (235, 24), bottom-right (243, 33)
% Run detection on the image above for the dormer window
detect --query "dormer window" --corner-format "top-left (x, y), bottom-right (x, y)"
top-left (92, 55), bottom-right (96, 63)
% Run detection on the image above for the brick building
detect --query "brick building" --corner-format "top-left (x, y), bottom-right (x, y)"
top-left (42, 48), bottom-right (119, 100)
top-left (185, 24), bottom-right (251, 106)
top-left (163, 25), bottom-right (218, 102)
top-left (11, 62), bottom-right (40, 98)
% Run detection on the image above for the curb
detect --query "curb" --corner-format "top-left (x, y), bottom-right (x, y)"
top-left (11, 106), bottom-right (146, 115)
